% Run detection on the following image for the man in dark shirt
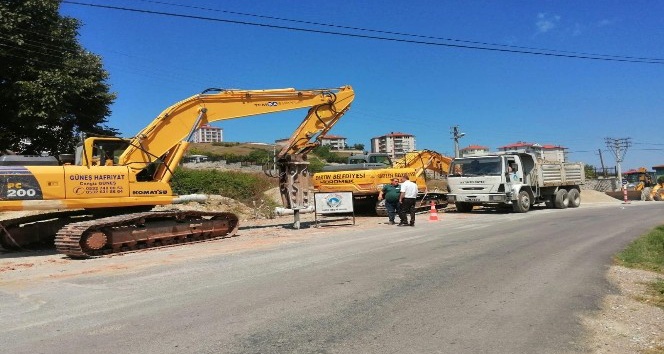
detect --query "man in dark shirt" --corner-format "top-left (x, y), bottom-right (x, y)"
top-left (378, 178), bottom-right (402, 225)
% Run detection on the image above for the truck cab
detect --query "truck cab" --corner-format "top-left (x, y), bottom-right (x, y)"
top-left (447, 154), bottom-right (525, 211)
top-left (447, 152), bottom-right (584, 213)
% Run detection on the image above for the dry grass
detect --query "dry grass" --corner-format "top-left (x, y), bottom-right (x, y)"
top-left (189, 142), bottom-right (274, 156)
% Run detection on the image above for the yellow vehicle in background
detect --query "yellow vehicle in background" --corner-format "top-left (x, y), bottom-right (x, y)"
top-left (622, 167), bottom-right (656, 200)
top-left (647, 176), bottom-right (664, 201)
top-left (0, 86), bottom-right (354, 257)
top-left (312, 149), bottom-right (452, 215)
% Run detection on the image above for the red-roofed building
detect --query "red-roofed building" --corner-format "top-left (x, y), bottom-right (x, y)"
top-left (320, 134), bottom-right (347, 150)
top-left (370, 132), bottom-right (416, 159)
top-left (459, 144), bottom-right (490, 157)
top-left (497, 141), bottom-right (567, 162)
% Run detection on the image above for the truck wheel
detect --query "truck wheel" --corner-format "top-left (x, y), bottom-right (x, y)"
top-left (512, 191), bottom-right (531, 213)
top-left (455, 202), bottom-right (473, 213)
top-left (567, 189), bottom-right (580, 208)
top-left (554, 189), bottom-right (569, 209)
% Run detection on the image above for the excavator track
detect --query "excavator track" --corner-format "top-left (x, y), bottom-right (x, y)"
top-left (0, 210), bottom-right (92, 251)
top-left (55, 210), bottom-right (239, 258)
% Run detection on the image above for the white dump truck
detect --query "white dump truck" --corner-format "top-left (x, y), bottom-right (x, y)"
top-left (446, 152), bottom-right (585, 213)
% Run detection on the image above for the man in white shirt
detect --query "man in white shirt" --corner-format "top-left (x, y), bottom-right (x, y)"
top-left (398, 174), bottom-right (418, 226)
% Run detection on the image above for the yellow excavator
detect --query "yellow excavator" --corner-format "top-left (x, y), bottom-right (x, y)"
top-left (0, 85), bottom-right (354, 257)
top-left (646, 176), bottom-right (664, 201)
top-left (312, 149), bottom-right (452, 215)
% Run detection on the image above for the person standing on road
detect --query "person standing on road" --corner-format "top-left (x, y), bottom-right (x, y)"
top-left (398, 174), bottom-right (418, 226)
top-left (378, 178), bottom-right (402, 225)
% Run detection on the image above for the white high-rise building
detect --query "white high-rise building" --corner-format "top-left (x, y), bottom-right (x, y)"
top-left (370, 132), bottom-right (416, 159)
top-left (193, 124), bottom-right (223, 143)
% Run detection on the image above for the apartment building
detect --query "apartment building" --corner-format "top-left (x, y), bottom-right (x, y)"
top-left (320, 134), bottom-right (347, 150)
top-left (370, 132), bottom-right (416, 159)
top-left (460, 144), bottom-right (490, 157)
top-left (193, 124), bottom-right (223, 143)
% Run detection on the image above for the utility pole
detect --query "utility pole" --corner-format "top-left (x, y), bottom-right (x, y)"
top-left (451, 125), bottom-right (465, 158)
top-left (605, 137), bottom-right (631, 190)
top-left (597, 148), bottom-right (606, 177)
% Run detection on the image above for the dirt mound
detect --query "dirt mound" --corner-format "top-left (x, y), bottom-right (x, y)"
top-left (582, 190), bottom-right (621, 203)
top-left (154, 194), bottom-right (273, 221)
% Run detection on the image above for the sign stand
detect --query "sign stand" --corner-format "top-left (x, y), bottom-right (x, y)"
top-left (313, 192), bottom-right (355, 227)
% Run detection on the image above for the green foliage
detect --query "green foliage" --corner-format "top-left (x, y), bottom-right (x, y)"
top-left (0, 0), bottom-right (117, 156)
top-left (617, 225), bottom-right (664, 272)
top-left (649, 279), bottom-right (664, 308)
top-left (171, 169), bottom-right (277, 204)
top-left (312, 145), bottom-right (346, 163)
top-left (308, 156), bottom-right (326, 173)
top-left (187, 147), bottom-right (271, 164)
top-left (211, 142), bottom-right (240, 147)
top-left (617, 225), bottom-right (664, 309)
top-left (584, 164), bottom-right (597, 179)
top-left (351, 143), bottom-right (365, 151)
top-left (246, 149), bottom-right (270, 163)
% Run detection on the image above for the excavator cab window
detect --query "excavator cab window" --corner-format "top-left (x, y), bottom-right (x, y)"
top-left (370, 155), bottom-right (392, 165)
top-left (93, 141), bottom-right (129, 166)
top-left (76, 138), bottom-right (131, 166)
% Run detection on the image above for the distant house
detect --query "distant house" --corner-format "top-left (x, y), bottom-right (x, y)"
top-left (184, 154), bottom-right (208, 163)
top-left (320, 134), bottom-right (347, 150)
top-left (193, 124), bottom-right (223, 143)
top-left (460, 144), bottom-right (490, 157)
top-left (497, 141), bottom-right (567, 162)
top-left (653, 165), bottom-right (664, 181)
top-left (371, 132), bottom-right (416, 159)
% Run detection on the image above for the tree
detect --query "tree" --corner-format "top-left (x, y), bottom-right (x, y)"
top-left (585, 164), bottom-right (598, 179)
top-left (312, 145), bottom-right (346, 163)
top-left (0, 0), bottom-right (117, 156)
top-left (351, 143), bottom-right (365, 151)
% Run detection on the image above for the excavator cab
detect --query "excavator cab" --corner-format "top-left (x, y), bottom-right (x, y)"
top-left (75, 137), bottom-right (130, 167)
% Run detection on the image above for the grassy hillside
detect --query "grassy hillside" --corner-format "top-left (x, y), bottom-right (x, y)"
top-left (188, 142), bottom-right (274, 156)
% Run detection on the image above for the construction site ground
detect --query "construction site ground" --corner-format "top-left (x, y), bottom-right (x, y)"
top-left (1, 189), bottom-right (662, 353)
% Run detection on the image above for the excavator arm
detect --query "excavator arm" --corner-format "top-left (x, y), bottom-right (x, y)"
top-left (113, 86), bottom-right (354, 217)
top-left (115, 86), bottom-right (354, 178)
top-left (392, 150), bottom-right (453, 178)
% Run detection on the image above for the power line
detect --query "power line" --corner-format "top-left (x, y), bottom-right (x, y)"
top-left (61, 1), bottom-right (664, 64)
top-left (133, 0), bottom-right (664, 63)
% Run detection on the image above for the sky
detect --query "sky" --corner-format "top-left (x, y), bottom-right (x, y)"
top-left (59, 0), bottom-right (664, 171)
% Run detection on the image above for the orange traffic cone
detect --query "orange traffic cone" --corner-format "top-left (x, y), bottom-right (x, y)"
top-left (429, 201), bottom-right (439, 222)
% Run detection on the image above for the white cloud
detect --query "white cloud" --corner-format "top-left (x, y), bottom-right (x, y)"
top-left (536, 13), bottom-right (561, 33)
top-left (597, 19), bottom-right (613, 27)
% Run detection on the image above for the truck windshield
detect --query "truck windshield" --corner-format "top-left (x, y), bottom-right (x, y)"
top-left (450, 157), bottom-right (502, 177)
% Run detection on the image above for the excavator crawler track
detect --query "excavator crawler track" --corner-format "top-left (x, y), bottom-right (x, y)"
top-left (0, 210), bottom-right (92, 251)
top-left (55, 210), bottom-right (239, 258)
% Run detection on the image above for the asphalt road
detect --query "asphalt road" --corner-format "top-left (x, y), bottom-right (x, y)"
top-left (1, 202), bottom-right (663, 353)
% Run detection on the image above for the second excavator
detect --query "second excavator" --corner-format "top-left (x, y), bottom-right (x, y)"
top-left (312, 149), bottom-right (452, 215)
top-left (0, 85), bottom-right (354, 257)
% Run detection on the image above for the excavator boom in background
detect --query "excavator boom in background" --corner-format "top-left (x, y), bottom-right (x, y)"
top-left (0, 85), bottom-right (354, 257)
top-left (312, 149), bottom-right (452, 215)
